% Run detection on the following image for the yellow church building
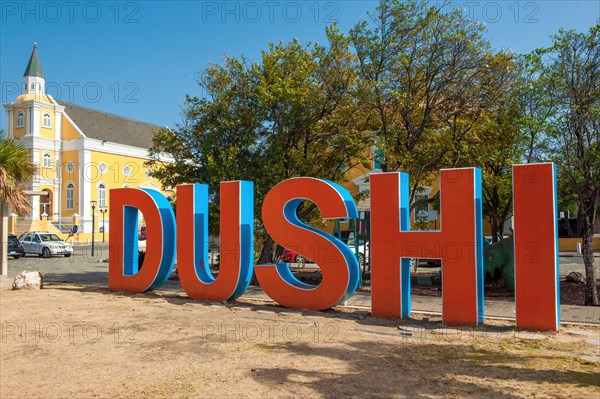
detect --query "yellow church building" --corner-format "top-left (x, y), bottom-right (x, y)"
top-left (3, 44), bottom-right (172, 241)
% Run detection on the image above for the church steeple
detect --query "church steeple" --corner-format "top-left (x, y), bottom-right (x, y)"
top-left (23, 42), bottom-right (45, 96)
top-left (23, 42), bottom-right (44, 78)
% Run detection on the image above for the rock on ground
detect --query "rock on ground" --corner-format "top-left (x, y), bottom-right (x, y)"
top-left (12, 271), bottom-right (44, 290)
top-left (566, 271), bottom-right (585, 283)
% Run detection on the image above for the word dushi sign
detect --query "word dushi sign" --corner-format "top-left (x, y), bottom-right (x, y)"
top-left (109, 163), bottom-right (561, 331)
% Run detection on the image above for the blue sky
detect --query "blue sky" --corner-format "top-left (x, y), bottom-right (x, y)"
top-left (1, 1), bottom-right (599, 130)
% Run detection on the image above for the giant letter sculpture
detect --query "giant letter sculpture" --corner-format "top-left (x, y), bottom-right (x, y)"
top-left (371, 169), bottom-right (484, 325)
top-left (513, 163), bottom-right (560, 331)
top-left (176, 181), bottom-right (254, 302)
top-left (256, 178), bottom-right (360, 310)
top-left (109, 188), bottom-right (176, 292)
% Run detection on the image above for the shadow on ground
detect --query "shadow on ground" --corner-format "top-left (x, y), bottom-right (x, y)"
top-left (246, 340), bottom-right (599, 398)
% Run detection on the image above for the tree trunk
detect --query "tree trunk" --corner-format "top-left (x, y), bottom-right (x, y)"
top-left (0, 202), bottom-right (8, 276)
top-left (497, 217), bottom-right (506, 241)
top-left (490, 216), bottom-right (500, 243)
top-left (563, 213), bottom-right (574, 238)
top-left (582, 209), bottom-right (598, 305)
top-left (257, 235), bottom-right (275, 265)
top-left (574, 206), bottom-right (585, 238)
top-left (249, 236), bottom-right (275, 286)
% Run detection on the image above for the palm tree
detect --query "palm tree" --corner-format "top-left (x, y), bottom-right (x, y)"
top-left (0, 133), bottom-right (36, 214)
top-left (1, 131), bottom-right (36, 275)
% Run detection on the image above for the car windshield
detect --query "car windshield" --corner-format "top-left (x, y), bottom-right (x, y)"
top-left (39, 234), bottom-right (62, 242)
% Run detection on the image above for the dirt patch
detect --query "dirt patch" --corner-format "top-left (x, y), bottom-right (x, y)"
top-left (561, 280), bottom-right (600, 306)
top-left (1, 284), bottom-right (599, 398)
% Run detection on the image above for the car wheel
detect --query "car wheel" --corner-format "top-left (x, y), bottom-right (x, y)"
top-left (13, 255), bottom-right (21, 259)
top-left (42, 247), bottom-right (51, 258)
top-left (295, 254), bottom-right (304, 263)
top-left (64, 254), bottom-right (71, 258)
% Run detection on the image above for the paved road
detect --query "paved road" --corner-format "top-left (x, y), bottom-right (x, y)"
top-left (2, 243), bottom-right (598, 285)
top-left (1, 244), bottom-right (599, 325)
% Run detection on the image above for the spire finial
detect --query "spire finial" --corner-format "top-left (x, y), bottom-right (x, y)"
top-left (34, 41), bottom-right (37, 48)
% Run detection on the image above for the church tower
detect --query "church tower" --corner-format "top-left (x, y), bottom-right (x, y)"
top-left (4, 43), bottom-right (65, 221)
top-left (23, 42), bottom-right (46, 97)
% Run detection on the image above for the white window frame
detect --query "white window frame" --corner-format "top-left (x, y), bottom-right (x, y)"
top-left (98, 183), bottom-right (107, 208)
top-left (42, 153), bottom-right (52, 168)
top-left (66, 183), bottom-right (75, 210)
top-left (42, 112), bottom-right (52, 128)
top-left (16, 111), bottom-right (24, 128)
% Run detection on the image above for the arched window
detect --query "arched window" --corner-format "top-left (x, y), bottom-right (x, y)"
top-left (42, 113), bottom-right (52, 128)
top-left (66, 183), bottom-right (75, 210)
top-left (16, 112), bottom-right (24, 128)
top-left (43, 153), bottom-right (52, 168)
top-left (98, 183), bottom-right (107, 208)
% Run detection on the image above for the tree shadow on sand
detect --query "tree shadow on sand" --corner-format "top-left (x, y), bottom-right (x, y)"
top-left (247, 340), bottom-right (599, 398)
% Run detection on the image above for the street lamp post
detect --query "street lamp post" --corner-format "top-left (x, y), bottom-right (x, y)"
top-left (90, 200), bottom-right (97, 257)
top-left (99, 208), bottom-right (108, 242)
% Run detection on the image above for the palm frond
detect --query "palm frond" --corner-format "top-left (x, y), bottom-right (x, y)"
top-left (0, 134), bottom-right (35, 215)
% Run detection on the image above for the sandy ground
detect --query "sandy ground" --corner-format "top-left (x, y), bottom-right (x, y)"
top-left (1, 284), bottom-right (599, 399)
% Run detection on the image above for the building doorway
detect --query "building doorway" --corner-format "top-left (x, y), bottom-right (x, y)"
top-left (40, 189), bottom-right (52, 219)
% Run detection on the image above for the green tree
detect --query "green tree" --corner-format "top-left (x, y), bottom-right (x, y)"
top-left (465, 83), bottom-right (523, 242)
top-left (541, 26), bottom-right (600, 305)
top-left (147, 27), bottom-right (369, 263)
top-left (349, 0), bottom-right (511, 212)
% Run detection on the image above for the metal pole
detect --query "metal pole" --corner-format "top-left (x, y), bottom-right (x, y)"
top-left (91, 205), bottom-right (95, 257)
top-left (1, 202), bottom-right (8, 276)
top-left (102, 210), bottom-right (105, 243)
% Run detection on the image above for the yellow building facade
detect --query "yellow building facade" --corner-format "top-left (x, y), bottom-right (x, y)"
top-left (3, 44), bottom-right (171, 241)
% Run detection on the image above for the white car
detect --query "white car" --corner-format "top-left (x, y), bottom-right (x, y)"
top-left (347, 240), bottom-right (369, 269)
top-left (18, 232), bottom-right (73, 258)
top-left (137, 240), bottom-right (147, 252)
top-left (208, 249), bottom-right (220, 266)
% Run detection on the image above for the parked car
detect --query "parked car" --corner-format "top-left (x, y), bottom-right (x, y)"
top-left (7, 234), bottom-right (25, 259)
top-left (282, 248), bottom-right (304, 263)
top-left (282, 242), bottom-right (367, 266)
top-left (18, 232), bottom-right (73, 258)
top-left (208, 249), bottom-right (220, 266)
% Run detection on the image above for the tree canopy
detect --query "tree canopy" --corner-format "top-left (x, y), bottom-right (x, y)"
top-left (147, 26), bottom-right (370, 261)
